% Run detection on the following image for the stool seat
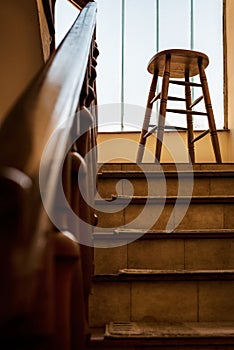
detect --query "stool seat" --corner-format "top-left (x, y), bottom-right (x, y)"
top-left (148, 49), bottom-right (209, 78)
top-left (137, 49), bottom-right (222, 163)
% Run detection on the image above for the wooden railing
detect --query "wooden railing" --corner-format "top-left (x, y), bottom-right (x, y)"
top-left (0, 2), bottom-right (98, 349)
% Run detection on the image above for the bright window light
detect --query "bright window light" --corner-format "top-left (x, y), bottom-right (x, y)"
top-left (54, 0), bottom-right (79, 47)
top-left (96, 0), bottom-right (224, 132)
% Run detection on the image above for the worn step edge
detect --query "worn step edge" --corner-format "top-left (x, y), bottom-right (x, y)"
top-left (93, 269), bottom-right (234, 282)
top-left (97, 162), bottom-right (234, 172)
top-left (89, 322), bottom-right (234, 347)
top-left (95, 195), bottom-right (234, 205)
top-left (93, 228), bottom-right (234, 241)
top-left (98, 170), bottom-right (234, 179)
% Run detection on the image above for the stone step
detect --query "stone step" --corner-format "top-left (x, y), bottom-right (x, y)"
top-left (94, 195), bottom-right (234, 232)
top-left (91, 163), bottom-right (234, 337)
top-left (88, 321), bottom-right (234, 349)
top-left (97, 168), bottom-right (234, 198)
top-left (93, 229), bottom-right (234, 274)
top-left (94, 269), bottom-right (234, 282)
top-left (98, 163), bottom-right (234, 172)
top-left (89, 269), bottom-right (234, 328)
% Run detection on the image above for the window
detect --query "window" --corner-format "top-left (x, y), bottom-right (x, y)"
top-left (55, 0), bottom-right (79, 47)
top-left (96, 0), bottom-right (224, 131)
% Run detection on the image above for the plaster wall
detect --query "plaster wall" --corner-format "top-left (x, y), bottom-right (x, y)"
top-left (0, 0), bottom-right (46, 125)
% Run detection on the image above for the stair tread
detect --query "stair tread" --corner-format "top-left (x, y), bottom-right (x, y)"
top-left (90, 322), bottom-right (234, 346)
top-left (98, 162), bottom-right (234, 173)
top-left (96, 195), bottom-right (234, 204)
top-left (93, 269), bottom-right (234, 282)
top-left (93, 228), bottom-right (234, 241)
top-left (119, 268), bottom-right (234, 274)
top-left (98, 170), bottom-right (234, 178)
top-left (105, 321), bottom-right (234, 338)
top-left (114, 228), bottom-right (234, 234)
top-left (116, 194), bottom-right (234, 199)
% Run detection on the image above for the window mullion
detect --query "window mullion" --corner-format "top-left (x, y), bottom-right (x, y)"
top-left (121, 0), bottom-right (125, 130)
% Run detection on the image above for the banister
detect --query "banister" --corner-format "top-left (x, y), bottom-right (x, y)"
top-left (69, 0), bottom-right (95, 10)
top-left (0, 2), bottom-right (97, 220)
top-left (0, 2), bottom-right (98, 345)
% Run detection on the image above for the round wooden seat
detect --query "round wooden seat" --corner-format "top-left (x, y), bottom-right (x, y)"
top-left (147, 49), bottom-right (209, 78)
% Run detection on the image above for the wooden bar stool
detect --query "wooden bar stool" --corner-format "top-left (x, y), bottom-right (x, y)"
top-left (137, 49), bottom-right (222, 163)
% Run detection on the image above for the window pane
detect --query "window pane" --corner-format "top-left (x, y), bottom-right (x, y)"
top-left (158, 0), bottom-right (190, 129)
top-left (55, 0), bottom-right (79, 47)
top-left (124, 0), bottom-right (156, 129)
top-left (96, 0), bottom-right (122, 130)
top-left (95, 0), bottom-right (224, 131)
top-left (159, 0), bottom-right (190, 50)
top-left (194, 0), bottom-right (224, 129)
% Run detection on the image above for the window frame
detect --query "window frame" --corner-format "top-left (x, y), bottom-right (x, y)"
top-left (96, 0), bottom-right (227, 132)
top-left (223, 0), bottom-right (228, 129)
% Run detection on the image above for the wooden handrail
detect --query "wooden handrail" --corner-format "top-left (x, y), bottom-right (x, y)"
top-left (0, 2), bottom-right (98, 347)
top-left (69, 0), bottom-right (94, 10)
top-left (0, 1), bottom-right (97, 227)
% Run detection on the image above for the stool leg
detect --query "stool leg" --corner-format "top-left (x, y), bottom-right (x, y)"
top-left (155, 54), bottom-right (171, 162)
top-left (198, 58), bottom-right (222, 163)
top-left (185, 72), bottom-right (195, 163)
top-left (137, 71), bottom-right (158, 162)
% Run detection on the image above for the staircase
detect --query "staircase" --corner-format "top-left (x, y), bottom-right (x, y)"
top-left (88, 163), bottom-right (234, 349)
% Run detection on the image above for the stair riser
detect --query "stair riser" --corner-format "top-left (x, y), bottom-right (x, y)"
top-left (90, 280), bottom-right (234, 327)
top-left (95, 202), bottom-right (234, 231)
top-left (97, 176), bottom-right (234, 198)
top-left (94, 238), bottom-right (234, 274)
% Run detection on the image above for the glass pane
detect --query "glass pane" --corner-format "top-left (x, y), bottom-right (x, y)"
top-left (55, 0), bottom-right (79, 47)
top-left (124, 0), bottom-right (156, 130)
top-left (96, 0), bottom-right (122, 130)
top-left (193, 0), bottom-right (223, 129)
top-left (95, 0), bottom-right (224, 131)
top-left (158, 0), bottom-right (190, 129)
top-left (159, 0), bottom-right (190, 50)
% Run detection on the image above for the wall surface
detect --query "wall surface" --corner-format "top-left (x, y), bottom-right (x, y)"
top-left (0, 0), bottom-right (45, 125)
top-left (97, 131), bottom-right (230, 163)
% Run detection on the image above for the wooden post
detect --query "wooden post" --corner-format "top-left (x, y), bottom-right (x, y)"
top-left (198, 58), bottom-right (222, 163)
top-left (155, 54), bottom-right (171, 162)
top-left (137, 71), bottom-right (158, 162)
top-left (185, 71), bottom-right (195, 163)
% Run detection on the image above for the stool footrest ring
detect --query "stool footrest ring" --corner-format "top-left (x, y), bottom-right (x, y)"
top-left (191, 129), bottom-right (210, 144)
top-left (170, 79), bottom-right (202, 87)
top-left (166, 108), bottom-right (207, 116)
top-left (144, 125), bottom-right (188, 139)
